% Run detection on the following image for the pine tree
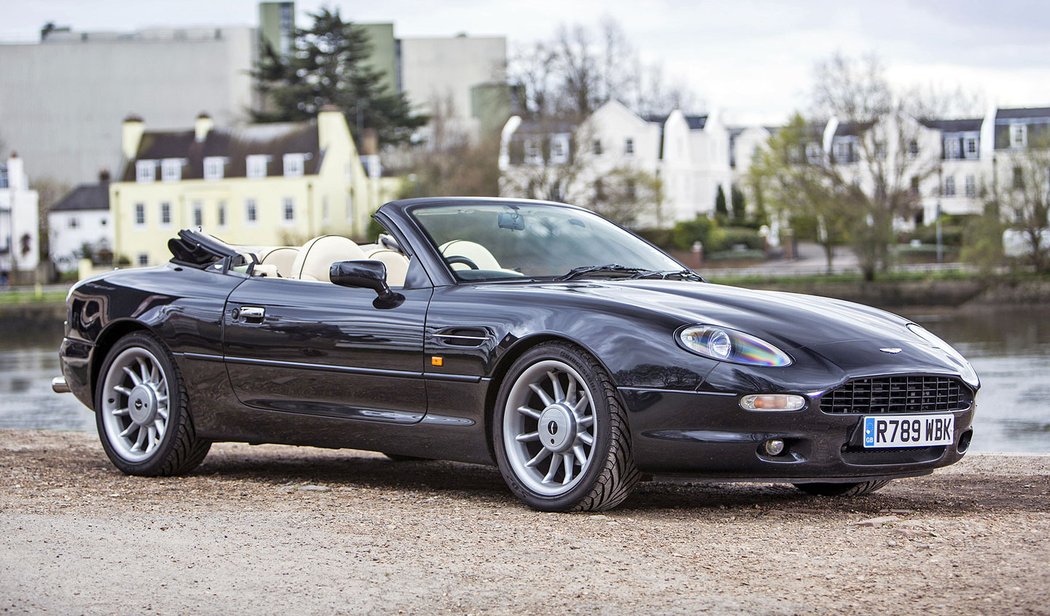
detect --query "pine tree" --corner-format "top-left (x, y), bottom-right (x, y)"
top-left (714, 186), bottom-right (728, 222)
top-left (251, 7), bottom-right (426, 146)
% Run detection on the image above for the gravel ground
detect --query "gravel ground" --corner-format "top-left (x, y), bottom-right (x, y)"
top-left (1, 430), bottom-right (1048, 615)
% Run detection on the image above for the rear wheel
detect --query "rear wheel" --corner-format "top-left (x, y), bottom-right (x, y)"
top-left (793, 480), bottom-right (891, 497)
top-left (95, 331), bottom-right (210, 476)
top-left (493, 342), bottom-right (639, 512)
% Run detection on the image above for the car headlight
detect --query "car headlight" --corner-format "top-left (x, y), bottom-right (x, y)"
top-left (677, 325), bottom-right (793, 367)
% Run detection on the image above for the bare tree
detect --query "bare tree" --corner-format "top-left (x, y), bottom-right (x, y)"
top-left (758, 53), bottom-right (949, 280)
top-left (996, 137), bottom-right (1050, 272)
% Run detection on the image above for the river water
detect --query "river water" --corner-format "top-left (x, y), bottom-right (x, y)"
top-left (1, 306), bottom-right (1047, 453)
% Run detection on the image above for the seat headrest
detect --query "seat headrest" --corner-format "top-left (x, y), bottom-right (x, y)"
top-left (290, 236), bottom-right (366, 282)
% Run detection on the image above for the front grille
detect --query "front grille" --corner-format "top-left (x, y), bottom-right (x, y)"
top-left (820, 376), bottom-right (972, 414)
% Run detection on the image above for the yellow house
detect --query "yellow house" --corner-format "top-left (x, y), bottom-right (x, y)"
top-left (110, 107), bottom-right (393, 267)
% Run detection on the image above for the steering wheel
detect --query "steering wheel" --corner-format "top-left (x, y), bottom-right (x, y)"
top-left (445, 255), bottom-right (480, 270)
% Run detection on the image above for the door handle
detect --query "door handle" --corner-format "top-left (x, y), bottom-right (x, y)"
top-left (238, 306), bottom-right (265, 322)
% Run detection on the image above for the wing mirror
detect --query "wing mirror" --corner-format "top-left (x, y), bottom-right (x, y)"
top-left (330, 260), bottom-right (405, 309)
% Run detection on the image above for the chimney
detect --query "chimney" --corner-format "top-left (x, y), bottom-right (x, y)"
top-left (122, 114), bottom-right (145, 161)
top-left (317, 104), bottom-right (343, 151)
top-left (6, 152), bottom-right (25, 191)
top-left (194, 112), bottom-right (213, 142)
top-left (99, 168), bottom-right (111, 184)
top-left (360, 128), bottom-right (379, 156)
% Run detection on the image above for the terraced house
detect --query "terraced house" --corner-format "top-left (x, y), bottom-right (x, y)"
top-left (110, 107), bottom-right (387, 267)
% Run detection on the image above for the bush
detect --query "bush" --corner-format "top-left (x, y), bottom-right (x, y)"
top-left (713, 227), bottom-right (765, 252)
top-left (670, 215), bottom-right (722, 251)
top-left (634, 228), bottom-right (675, 249)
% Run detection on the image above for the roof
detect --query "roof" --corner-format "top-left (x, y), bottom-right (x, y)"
top-left (51, 183), bottom-right (110, 212)
top-left (996, 107), bottom-right (1050, 121)
top-left (120, 121), bottom-right (322, 181)
top-left (920, 118), bottom-right (983, 132)
top-left (834, 121), bottom-right (874, 137)
top-left (643, 114), bottom-right (708, 130)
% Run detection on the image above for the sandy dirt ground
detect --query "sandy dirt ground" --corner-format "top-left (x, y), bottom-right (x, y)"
top-left (1, 429), bottom-right (1048, 615)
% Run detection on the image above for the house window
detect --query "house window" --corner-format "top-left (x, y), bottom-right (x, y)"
top-left (246, 199), bottom-right (258, 224)
top-left (217, 202), bottom-right (227, 227)
top-left (247, 155), bottom-right (269, 179)
top-left (160, 202), bottom-right (171, 226)
top-left (965, 138), bottom-right (978, 157)
top-left (593, 139), bottom-right (603, 155)
top-left (1013, 166), bottom-right (1025, 190)
top-left (550, 134), bottom-right (570, 165)
top-left (1010, 124), bottom-right (1027, 148)
top-left (101, 218), bottom-right (108, 226)
top-left (203, 157), bottom-right (225, 180)
top-left (834, 140), bottom-right (853, 163)
top-left (943, 175), bottom-right (956, 197)
top-left (283, 153), bottom-right (305, 177)
top-left (135, 160), bottom-right (156, 183)
top-left (524, 138), bottom-right (543, 165)
top-left (965, 175), bottom-right (976, 198)
top-left (944, 139), bottom-right (962, 160)
top-left (283, 198), bottom-right (295, 222)
top-left (134, 203), bottom-right (146, 226)
top-left (908, 140), bottom-right (919, 158)
top-left (805, 143), bottom-right (821, 164)
top-left (137, 253), bottom-right (149, 267)
top-left (874, 141), bottom-right (886, 159)
top-left (68, 217), bottom-right (79, 229)
top-left (624, 138), bottom-right (634, 155)
top-left (910, 177), bottom-right (920, 196)
top-left (192, 202), bottom-right (203, 227)
top-left (161, 159), bottom-right (182, 182)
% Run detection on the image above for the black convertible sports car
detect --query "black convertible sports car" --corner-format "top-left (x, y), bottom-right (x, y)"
top-left (54, 197), bottom-right (979, 511)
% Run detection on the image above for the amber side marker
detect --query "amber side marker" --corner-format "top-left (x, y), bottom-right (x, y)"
top-left (431, 356), bottom-right (444, 367)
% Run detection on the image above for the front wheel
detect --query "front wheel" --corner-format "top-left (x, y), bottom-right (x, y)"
top-left (793, 480), bottom-right (891, 497)
top-left (95, 331), bottom-right (210, 476)
top-left (493, 343), bottom-right (639, 512)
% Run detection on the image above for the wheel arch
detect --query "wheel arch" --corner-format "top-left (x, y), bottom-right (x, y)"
top-left (90, 319), bottom-right (157, 402)
top-left (482, 332), bottom-right (619, 463)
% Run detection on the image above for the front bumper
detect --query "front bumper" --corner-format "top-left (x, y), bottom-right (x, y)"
top-left (620, 387), bottom-right (974, 482)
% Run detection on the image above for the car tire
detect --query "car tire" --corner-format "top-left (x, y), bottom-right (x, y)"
top-left (95, 331), bottom-right (211, 476)
top-left (493, 342), bottom-right (639, 512)
top-left (793, 480), bottom-right (891, 497)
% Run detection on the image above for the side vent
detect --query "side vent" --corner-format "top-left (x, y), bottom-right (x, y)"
top-left (433, 328), bottom-right (491, 347)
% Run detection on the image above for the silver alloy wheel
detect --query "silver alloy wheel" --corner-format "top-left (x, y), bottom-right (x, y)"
top-left (100, 346), bottom-right (170, 463)
top-left (502, 359), bottom-right (597, 496)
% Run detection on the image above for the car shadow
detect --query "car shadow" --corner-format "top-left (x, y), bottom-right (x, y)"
top-left (191, 448), bottom-right (1050, 516)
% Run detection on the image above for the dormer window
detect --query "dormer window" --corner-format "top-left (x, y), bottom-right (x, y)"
top-left (283, 153), bottom-right (305, 177)
top-left (136, 160), bottom-right (156, 183)
top-left (161, 159), bottom-right (183, 182)
top-left (1010, 124), bottom-right (1027, 149)
top-left (524, 138), bottom-right (543, 165)
top-left (203, 157), bottom-right (226, 180)
top-left (246, 155), bottom-right (269, 179)
top-left (550, 134), bottom-right (570, 165)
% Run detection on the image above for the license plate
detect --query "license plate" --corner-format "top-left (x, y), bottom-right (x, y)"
top-left (863, 414), bottom-right (954, 448)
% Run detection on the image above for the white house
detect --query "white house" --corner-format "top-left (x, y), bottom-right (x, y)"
top-left (48, 173), bottom-right (113, 273)
top-left (498, 100), bottom-right (735, 226)
top-left (0, 153), bottom-right (41, 280)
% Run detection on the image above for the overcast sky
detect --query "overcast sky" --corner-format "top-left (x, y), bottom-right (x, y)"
top-left (2, 0), bottom-right (1049, 124)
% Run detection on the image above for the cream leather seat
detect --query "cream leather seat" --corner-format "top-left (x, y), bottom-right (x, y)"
top-left (363, 247), bottom-right (409, 287)
top-left (290, 236), bottom-right (366, 282)
top-left (439, 240), bottom-right (502, 271)
top-left (258, 246), bottom-right (299, 278)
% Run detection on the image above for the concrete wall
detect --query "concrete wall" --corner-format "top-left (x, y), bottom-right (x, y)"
top-left (0, 27), bottom-right (256, 186)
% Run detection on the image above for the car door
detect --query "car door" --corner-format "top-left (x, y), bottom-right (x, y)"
top-left (222, 276), bottom-right (432, 424)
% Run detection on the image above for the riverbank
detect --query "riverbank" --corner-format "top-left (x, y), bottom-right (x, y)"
top-left (0, 430), bottom-right (1047, 614)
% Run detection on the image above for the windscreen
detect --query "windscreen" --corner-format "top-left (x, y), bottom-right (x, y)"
top-left (410, 203), bottom-right (683, 281)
